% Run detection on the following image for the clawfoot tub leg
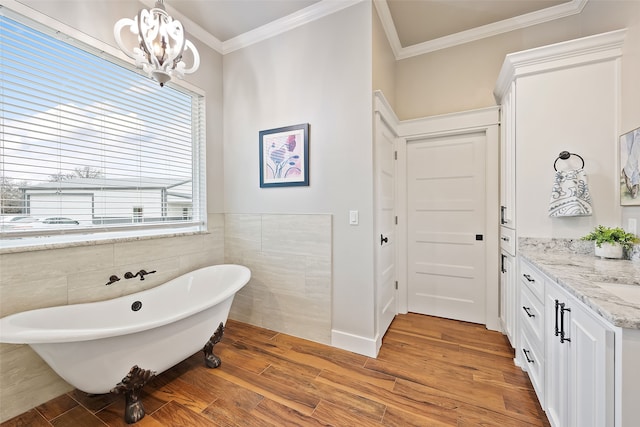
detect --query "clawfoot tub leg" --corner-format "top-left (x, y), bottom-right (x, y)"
top-left (111, 365), bottom-right (156, 424)
top-left (203, 322), bottom-right (225, 368)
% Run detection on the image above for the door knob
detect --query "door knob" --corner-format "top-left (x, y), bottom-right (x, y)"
top-left (380, 234), bottom-right (388, 245)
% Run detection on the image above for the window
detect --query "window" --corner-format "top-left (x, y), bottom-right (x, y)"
top-left (0, 11), bottom-right (206, 246)
top-left (133, 207), bottom-right (144, 223)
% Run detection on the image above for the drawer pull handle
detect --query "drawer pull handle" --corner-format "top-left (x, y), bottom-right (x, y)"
top-left (554, 299), bottom-right (560, 337)
top-left (523, 274), bottom-right (535, 283)
top-left (522, 348), bottom-right (535, 364)
top-left (560, 303), bottom-right (571, 344)
top-left (501, 236), bottom-right (510, 242)
top-left (522, 306), bottom-right (535, 318)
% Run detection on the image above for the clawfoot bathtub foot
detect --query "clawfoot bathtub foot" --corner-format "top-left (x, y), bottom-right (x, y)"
top-left (111, 365), bottom-right (156, 424)
top-left (203, 322), bottom-right (225, 368)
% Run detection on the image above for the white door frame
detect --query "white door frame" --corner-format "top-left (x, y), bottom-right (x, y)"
top-left (373, 91), bottom-right (400, 352)
top-left (396, 106), bottom-right (501, 331)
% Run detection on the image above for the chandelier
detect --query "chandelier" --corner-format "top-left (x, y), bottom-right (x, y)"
top-left (114, 0), bottom-right (200, 87)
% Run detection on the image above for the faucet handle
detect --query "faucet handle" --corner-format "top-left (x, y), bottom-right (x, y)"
top-left (124, 272), bottom-right (135, 279)
top-left (106, 275), bottom-right (121, 286)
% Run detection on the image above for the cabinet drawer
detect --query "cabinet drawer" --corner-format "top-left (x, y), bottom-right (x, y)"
top-left (520, 284), bottom-right (544, 347)
top-left (520, 259), bottom-right (545, 303)
top-left (520, 327), bottom-right (545, 406)
top-left (500, 226), bottom-right (516, 256)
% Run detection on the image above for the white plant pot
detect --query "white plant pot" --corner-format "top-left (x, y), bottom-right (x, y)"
top-left (594, 242), bottom-right (624, 259)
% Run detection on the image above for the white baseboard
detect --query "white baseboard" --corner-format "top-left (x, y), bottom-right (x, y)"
top-left (331, 329), bottom-right (379, 358)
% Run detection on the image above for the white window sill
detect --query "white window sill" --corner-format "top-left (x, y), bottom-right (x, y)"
top-left (0, 226), bottom-right (208, 255)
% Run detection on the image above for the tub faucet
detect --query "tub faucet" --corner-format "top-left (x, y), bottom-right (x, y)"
top-left (105, 275), bottom-right (121, 286)
top-left (137, 269), bottom-right (156, 280)
top-left (124, 270), bottom-right (157, 281)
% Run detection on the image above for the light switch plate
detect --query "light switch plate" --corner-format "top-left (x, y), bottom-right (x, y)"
top-left (349, 210), bottom-right (358, 225)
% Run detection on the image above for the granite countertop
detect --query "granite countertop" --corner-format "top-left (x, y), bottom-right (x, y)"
top-left (518, 239), bottom-right (640, 330)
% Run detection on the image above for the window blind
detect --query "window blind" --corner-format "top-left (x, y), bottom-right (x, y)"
top-left (0, 13), bottom-right (206, 243)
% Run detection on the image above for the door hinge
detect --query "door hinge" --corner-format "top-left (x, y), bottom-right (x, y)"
top-left (395, 281), bottom-right (398, 290)
top-left (394, 151), bottom-right (397, 160)
top-left (395, 216), bottom-right (398, 225)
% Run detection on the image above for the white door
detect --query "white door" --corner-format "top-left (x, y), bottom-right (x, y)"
top-left (375, 111), bottom-right (397, 338)
top-left (407, 132), bottom-right (486, 324)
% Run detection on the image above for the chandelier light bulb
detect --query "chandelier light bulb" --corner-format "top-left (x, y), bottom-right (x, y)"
top-left (114, 0), bottom-right (200, 87)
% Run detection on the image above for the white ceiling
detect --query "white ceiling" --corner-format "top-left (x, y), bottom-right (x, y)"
top-left (147, 0), bottom-right (587, 57)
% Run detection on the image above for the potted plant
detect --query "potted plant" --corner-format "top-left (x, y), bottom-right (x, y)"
top-left (581, 225), bottom-right (639, 259)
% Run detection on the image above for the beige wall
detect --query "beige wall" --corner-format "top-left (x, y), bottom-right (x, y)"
top-left (373, 5), bottom-right (396, 109)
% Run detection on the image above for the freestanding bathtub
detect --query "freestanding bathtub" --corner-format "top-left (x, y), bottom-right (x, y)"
top-left (0, 264), bottom-right (251, 423)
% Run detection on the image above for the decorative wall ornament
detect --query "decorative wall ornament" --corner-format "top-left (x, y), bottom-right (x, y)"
top-left (259, 123), bottom-right (310, 188)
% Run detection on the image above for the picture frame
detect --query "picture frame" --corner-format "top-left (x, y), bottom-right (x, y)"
top-left (259, 123), bottom-right (309, 188)
top-left (620, 126), bottom-right (640, 206)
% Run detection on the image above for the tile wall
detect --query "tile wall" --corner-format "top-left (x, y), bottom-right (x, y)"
top-left (225, 214), bottom-right (332, 345)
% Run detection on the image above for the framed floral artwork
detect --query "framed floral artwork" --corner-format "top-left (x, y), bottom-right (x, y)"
top-left (620, 126), bottom-right (640, 205)
top-left (259, 123), bottom-right (309, 188)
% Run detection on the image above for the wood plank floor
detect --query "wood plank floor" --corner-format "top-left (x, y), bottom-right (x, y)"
top-left (1, 313), bottom-right (550, 426)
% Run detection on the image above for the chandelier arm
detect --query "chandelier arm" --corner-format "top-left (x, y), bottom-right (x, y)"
top-left (181, 40), bottom-right (200, 75)
top-left (113, 18), bottom-right (139, 60)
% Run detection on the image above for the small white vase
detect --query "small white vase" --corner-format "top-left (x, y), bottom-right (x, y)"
top-left (594, 242), bottom-right (624, 259)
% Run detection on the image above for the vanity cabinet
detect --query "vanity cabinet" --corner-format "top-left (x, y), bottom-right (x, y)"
top-left (518, 258), bottom-right (615, 427)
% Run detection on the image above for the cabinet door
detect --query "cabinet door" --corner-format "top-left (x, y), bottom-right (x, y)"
top-left (545, 285), bottom-right (569, 427)
top-left (499, 81), bottom-right (516, 228)
top-left (500, 251), bottom-right (516, 346)
top-left (569, 304), bottom-right (614, 427)
top-left (545, 279), bottom-right (614, 427)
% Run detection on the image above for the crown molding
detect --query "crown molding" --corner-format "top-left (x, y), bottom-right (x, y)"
top-left (222, 0), bottom-right (363, 55)
top-left (494, 28), bottom-right (626, 100)
top-left (375, 0), bottom-right (589, 61)
top-left (373, 0), bottom-right (402, 58)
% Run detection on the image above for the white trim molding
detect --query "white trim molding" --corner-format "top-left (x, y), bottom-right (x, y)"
top-left (374, 0), bottom-right (589, 60)
top-left (222, 0), bottom-right (363, 55)
top-left (331, 328), bottom-right (379, 357)
top-left (398, 106), bottom-right (500, 138)
top-left (494, 28), bottom-right (626, 101)
top-left (395, 106), bottom-right (501, 332)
